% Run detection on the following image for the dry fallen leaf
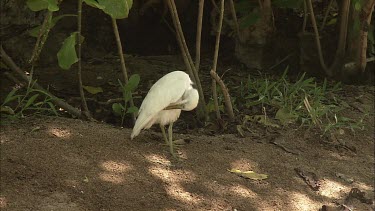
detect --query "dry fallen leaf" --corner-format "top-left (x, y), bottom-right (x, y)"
top-left (228, 169), bottom-right (268, 180)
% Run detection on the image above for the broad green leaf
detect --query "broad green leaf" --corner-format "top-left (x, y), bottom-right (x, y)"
top-left (275, 108), bottom-right (298, 125)
top-left (239, 12), bottom-right (260, 29)
top-left (272, 0), bottom-right (303, 9)
top-left (112, 103), bottom-right (123, 116)
top-left (126, 106), bottom-right (138, 114)
top-left (97, 0), bottom-right (133, 19)
top-left (26, 0), bottom-right (59, 12)
top-left (83, 86), bottom-right (103, 94)
top-left (24, 94), bottom-right (40, 109)
top-left (83, 0), bottom-right (105, 9)
top-left (29, 14), bottom-right (76, 37)
top-left (57, 32), bottom-right (79, 70)
top-left (354, 1), bottom-right (361, 11)
top-left (124, 91), bottom-right (132, 102)
top-left (228, 169), bottom-right (268, 180)
top-left (124, 74), bottom-right (140, 92)
top-left (326, 18), bottom-right (337, 26)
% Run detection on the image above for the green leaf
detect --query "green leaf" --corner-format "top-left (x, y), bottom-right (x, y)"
top-left (3, 89), bottom-right (18, 105)
top-left (272, 0), bottom-right (303, 9)
top-left (24, 94), bottom-right (40, 109)
top-left (126, 106), bottom-right (138, 114)
top-left (26, 0), bottom-right (59, 12)
top-left (354, 1), bottom-right (361, 11)
top-left (0, 106), bottom-right (15, 115)
top-left (112, 103), bottom-right (123, 116)
top-left (29, 14), bottom-right (76, 37)
top-left (83, 0), bottom-right (105, 9)
top-left (124, 91), bottom-right (132, 102)
top-left (326, 18), bottom-right (337, 26)
top-left (124, 74), bottom-right (140, 92)
top-left (228, 169), bottom-right (268, 180)
top-left (57, 32), bottom-right (79, 70)
top-left (47, 102), bottom-right (59, 116)
top-left (97, 0), bottom-right (133, 19)
top-left (275, 108), bottom-right (298, 125)
top-left (239, 12), bottom-right (260, 29)
top-left (82, 86), bottom-right (103, 94)
top-left (235, 0), bottom-right (258, 15)
top-left (250, 115), bottom-right (280, 128)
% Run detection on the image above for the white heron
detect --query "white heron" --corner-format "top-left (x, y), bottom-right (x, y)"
top-left (131, 71), bottom-right (199, 157)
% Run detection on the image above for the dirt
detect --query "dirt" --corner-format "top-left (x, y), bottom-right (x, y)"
top-left (1, 88), bottom-right (374, 211)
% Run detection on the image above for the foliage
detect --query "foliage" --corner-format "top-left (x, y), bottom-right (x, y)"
top-left (1, 82), bottom-right (58, 124)
top-left (112, 74), bottom-right (140, 126)
top-left (26, 0), bottom-right (134, 71)
top-left (238, 68), bottom-right (363, 132)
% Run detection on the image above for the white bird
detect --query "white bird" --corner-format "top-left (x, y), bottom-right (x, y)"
top-left (131, 71), bottom-right (199, 157)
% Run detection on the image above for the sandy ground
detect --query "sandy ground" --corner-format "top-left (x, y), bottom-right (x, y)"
top-left (1, 109), bottom-right (374, 211)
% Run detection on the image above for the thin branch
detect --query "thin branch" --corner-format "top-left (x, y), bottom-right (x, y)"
top-left (228, 0), bottom-right (242, 42)
top-left (77, 0), bottom-right (92, 120)
top-left (305, 0), bottom-right (331, 76)
top-left (302, 0), bottom-right (308, 32)
top-left (166, 0), bottom-right (208, 121)
top-left (210, 0), bottom-right (232, 30)
top-left (1, 46), bottom-right (82, 118)
top-left (211, 0), bottom-right (225, 120)
top-left (320, 0), bottom-right (334, 31)
top-left (111, 18), bottom-right (136, 123)
top-left (29, 11), bottom-right (52, 65)
top-left (195, 0), bottom-right (204, 72)
top-left (210, 70), bottom-right (234, 121)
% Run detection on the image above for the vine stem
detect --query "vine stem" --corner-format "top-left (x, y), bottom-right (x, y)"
top-left (211, 0), bottom-right (224, 120)
top-left (77, 0), bottom-right (92, 119)
top-left (111, 18), bottom-right (136, 123)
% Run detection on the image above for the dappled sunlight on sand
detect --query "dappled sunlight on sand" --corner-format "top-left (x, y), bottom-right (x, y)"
top-left (99, 173), bottom-right (125, 184)
top-left (318, 179), bottom-right (348, 198)
top-left (48, 127), bottom-right (72, 139)
top-left (0, 197), bottom-right (7, 208)
top-left (98, 161), bottom-right (133, 184)
top-left (353, 181), bottom-right (374, 192)
top-left (144, 154), bottom-right (172, 166)
top-left (165, 183), bottom-right (201, 204)
top-left (0, 134), bottom-right (10, 144)
top-left (146, 154), bottom-right (202, 205)
top-left (230, 158), bottom-right (259, 170)
top-left (230, 184), bottom-right (258, 198)
top-left (290, 192), bottom-right (321, 211)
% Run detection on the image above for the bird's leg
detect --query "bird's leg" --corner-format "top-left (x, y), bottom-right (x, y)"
top-left (168, 123), bottom-right (176, 157)
top-left (160, 125), bottom-right (169, 145)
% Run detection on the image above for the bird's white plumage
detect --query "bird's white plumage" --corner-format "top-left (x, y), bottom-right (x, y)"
top-left (131, 71), bottom-right (198, 139)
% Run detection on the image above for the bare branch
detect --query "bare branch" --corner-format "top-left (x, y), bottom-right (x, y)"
top-left (211, 0), bottom-right (225, 120)
top-left (210, 70), bottom-right (234, 121)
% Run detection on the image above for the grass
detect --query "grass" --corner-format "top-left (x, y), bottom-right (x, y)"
top-left (0, 81), bottom-right (58, 124)
top-left (237, 69), bottom-right (365, 133)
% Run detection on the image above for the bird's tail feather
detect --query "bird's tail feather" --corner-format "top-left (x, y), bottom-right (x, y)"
top-left (131, 114), bottom-right (153, 140)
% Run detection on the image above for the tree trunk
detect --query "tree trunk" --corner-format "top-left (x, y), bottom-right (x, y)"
top-left (234, 0), bottom-right (274, 69)
top-left (342, 0), bottom-right (375, 79)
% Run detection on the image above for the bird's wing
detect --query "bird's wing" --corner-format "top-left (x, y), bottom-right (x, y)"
top-left (131, 72), bottom-right (190, 139)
